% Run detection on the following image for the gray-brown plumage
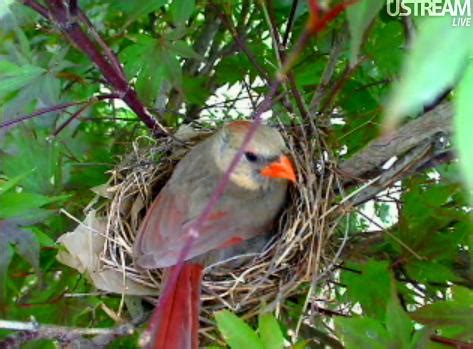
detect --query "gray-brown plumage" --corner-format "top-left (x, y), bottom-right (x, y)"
top-left (133, 121), bottom-right (296, 349)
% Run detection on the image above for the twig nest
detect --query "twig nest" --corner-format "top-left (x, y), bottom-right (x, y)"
top-left (58, 121), bottom-right (345, 334)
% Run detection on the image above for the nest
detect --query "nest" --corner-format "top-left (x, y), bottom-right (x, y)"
top-left (98, 121), bottom-right (347, 339)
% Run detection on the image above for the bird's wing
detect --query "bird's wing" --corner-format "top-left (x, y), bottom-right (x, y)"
top-left (134, 185), bottom-right (263, 269)
top-left (133, 185), bottom-right (187, 268)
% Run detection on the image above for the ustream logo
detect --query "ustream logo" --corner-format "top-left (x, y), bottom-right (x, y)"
top-left (387, 0), bottom-right (472, 26)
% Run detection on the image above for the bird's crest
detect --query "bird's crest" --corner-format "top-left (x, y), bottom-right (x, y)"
top-left (226, 120), bottom-right (253, 133)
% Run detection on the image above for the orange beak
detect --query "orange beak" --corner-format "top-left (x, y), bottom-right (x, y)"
top-left (261, 155), bottom-right (297, 183)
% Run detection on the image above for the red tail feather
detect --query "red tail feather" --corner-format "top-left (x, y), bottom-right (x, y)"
top-left (151, 263), bottom-right (203, 349)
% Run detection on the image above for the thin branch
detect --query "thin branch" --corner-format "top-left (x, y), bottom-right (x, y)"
top-left (21, 0), bottom-right (167, 136)
top-left (52, 98), bottom-right (94, 137)
top-left (0, 319), bottom-right (135, 348)
top-left (282, 0), bottom-right (299, 47)
top-left (339, 103), bottom-right (453, 179)
top-left (309, 31), bottom-right (347, 112)
top-left (430, 334), bottom-right (473, 349)
top-left (262, 0), bottom-right (312, 122)
top-left (216, 10), bottom-right (271, 82)
top-left (319, 56), bottom-right (366, 114)
top-left (346, 139), bottom-right (432, 206)
top-left (22, 0), bottom-right (50, 19)
top-left (0, 101), bottom-right (81, 130)
top-left (77, 9), bottom-right (125, 80)
top-left (0, 94), bottom-right (118, 130)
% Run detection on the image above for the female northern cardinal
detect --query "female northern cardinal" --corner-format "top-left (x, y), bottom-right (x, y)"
top-left (134, 121), bottom-right (296, 349)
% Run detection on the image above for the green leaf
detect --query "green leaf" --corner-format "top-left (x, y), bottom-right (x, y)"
top-left (455, 61), bottom-right (473, 199)
top-left (335, 316), bottom-right (389, 349)
top-left (346, 0), bottom-right (384, 64)
top-left (125, 0), bottom-right (167, 26)
top-left (171, 41), bottom-right (202, 59)
top-left (0, 61), bottom-right (45, 99)
top-left (385, 298), bottom-right (413, 348)
top-left (182, 75), bottom-right (210, 105)
top-left (111, 0), bottom-right (168, 25)
top-left (341, 261), bottom-right (392, 320)
top-left (365, 20), bottom-right (405, 76)
top-left (385, 16), bottom-right (472, 125)
top-left (0, 191), bottom-right (66, 219)
top-left (258, 314), bottom-right (285, 349)
top-left (121, 35), bottom-right (182, 104)
top-left (0, 219), bottom-right (40, 300)
top-left (0, 170), bottom-right (34, 196)
top-left (215, 310), bottom-right (265, 349)
top-left (170, 0), bottom-right (195, 24)
top-left (291, 340), bottom-right (310, 349)
top-left (411, 286), bottom-right (473, 339)
top-left (1, 130), bottom-right (64, 194)
top-left (406, 260), bottom-right (460, 284)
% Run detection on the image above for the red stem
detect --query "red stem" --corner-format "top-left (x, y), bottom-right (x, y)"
top-left (0, 94), bottom-right (118, 130)
top-left (430, 334), bottom-right (473, 349)
top-left (0, 101), bottom-right (80, 130)
top-left (52, 99), bottom-right (93, 137)
top-left (22, 0), bottom-right (167, 136)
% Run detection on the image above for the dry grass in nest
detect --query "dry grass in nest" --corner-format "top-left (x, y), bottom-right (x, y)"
top-left (99, 121), bottom-right (347, 339)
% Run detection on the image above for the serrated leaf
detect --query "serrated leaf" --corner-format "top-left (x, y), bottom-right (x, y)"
top-left (0, 191), bottom-right (67, 219)
top-left (1, 130), bottom-right (63, 194)
top-left (0, 61), bottom-right (45, 99)
top-left (126, 0), bottom-right (167, 26)
top-left (170, 0), bottom-right (195, 24)
top-left (121, 35), bottom-right (181, 104)
top-left (171, 41), bottom-right (201, 59)
top-left (258, 314), bottom-right (285, 349)
top-left (182, 75), bottom-right (210, 105)
top-left (346, 0), bottom-right (384, 65)
top-left (215, 310), bottom-right (265, 349)
top-left (455, 61), bottom-right (473, 199)
top-left (111, 0), bottom-right (168, 25)
top-left (385, 298), bottom-right (413, 348)
top-left (0, 219), bottom-right (40, 300)
top-left (406, 260), bottom-right (460, 284)
top-left (341, 261), bottom-right (392, 320)
top-left (0, 170), bottom-right (34, 196)
top-left (335, 316), bottom-right (389, 349)
top-left (411, 286), bottom-right (473, 337)
top-left (385, 16), bottom-right (473, 126)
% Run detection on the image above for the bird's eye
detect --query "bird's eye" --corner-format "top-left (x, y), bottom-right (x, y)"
top-left (244, 151), bottom-right (258, 162)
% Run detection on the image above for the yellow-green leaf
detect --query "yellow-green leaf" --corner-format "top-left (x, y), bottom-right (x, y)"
top-left (215, 310), bottom-right (264, 349)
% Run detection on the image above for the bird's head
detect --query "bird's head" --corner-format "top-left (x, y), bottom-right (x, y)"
top-left (211, 121), bottom-right (297, 191)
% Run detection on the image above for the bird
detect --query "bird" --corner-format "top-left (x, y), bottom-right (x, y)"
top-left (133, 120), bottom-right (297, 349)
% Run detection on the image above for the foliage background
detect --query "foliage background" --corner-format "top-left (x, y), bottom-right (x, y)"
top-left (0, 0), bottom-right (472, 348)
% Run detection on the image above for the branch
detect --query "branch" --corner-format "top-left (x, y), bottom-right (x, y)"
top-left (21, 0), bottom-right (167, 136)
top-left (346, 139), bottom-right (433, 206)
top-left (52, 98), bottom-right (94, 137)
top-left (22, 0), bottom-right (49, 18)
top-left (0, 319), bottom-right (135, 348)
top-left (0, 94), bottom-right (118, 130)
top-left (309, 30), bottom-right (347, 112)
top-left (217, 10), bottom-right (271, 82)
top-left (430, 334), bottom-right (473, 349)
top-left (261, 0), bottom-right (311, 121)
top-left (282, 0), bottom-right (300, 47)
top-left (339, 103), bottom-right (453, 180)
